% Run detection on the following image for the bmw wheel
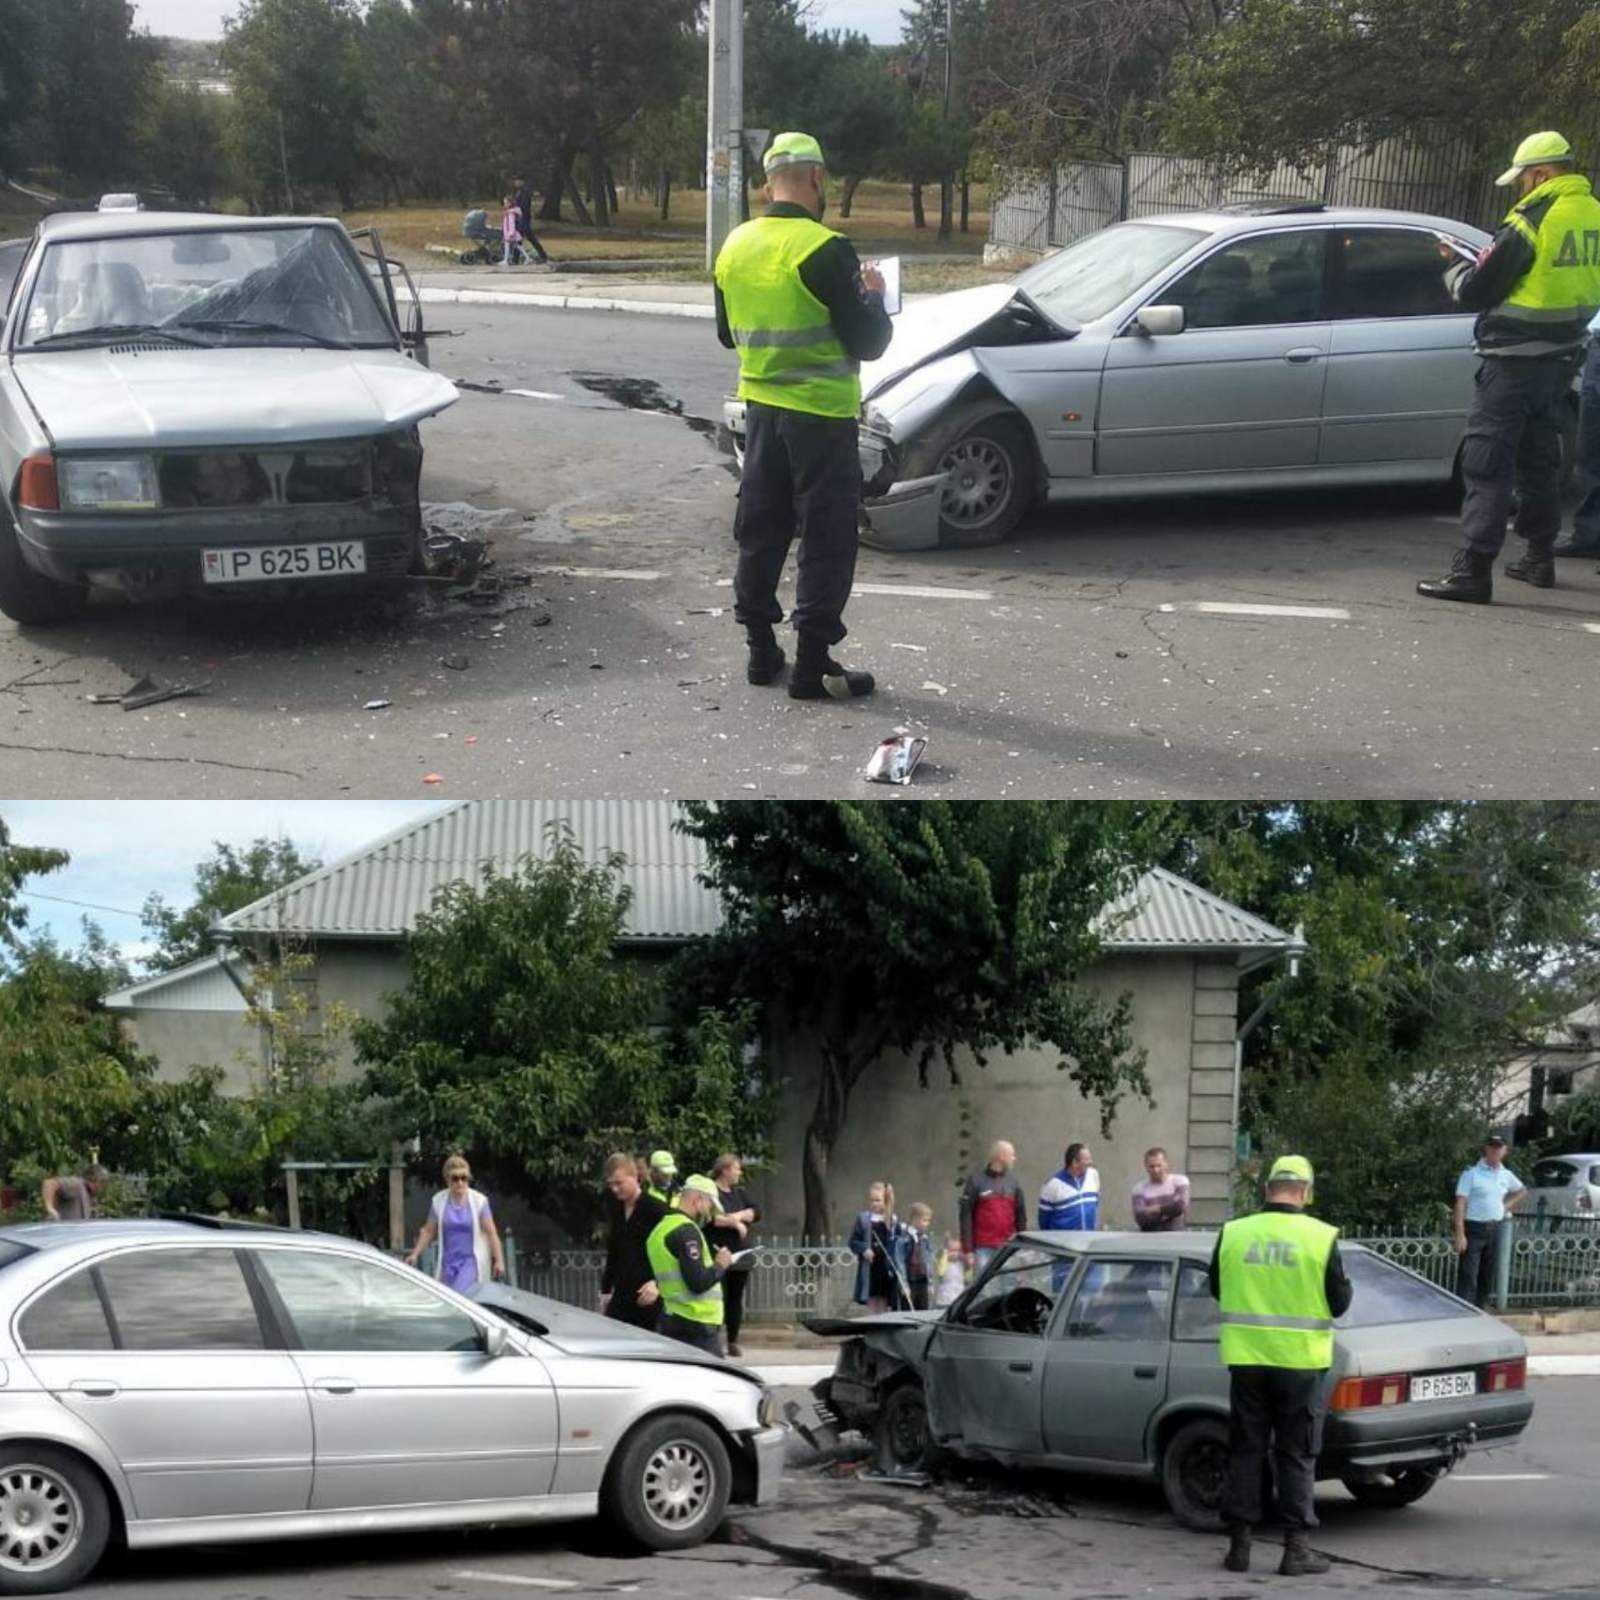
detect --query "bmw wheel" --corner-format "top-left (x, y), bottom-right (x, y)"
top-left (903, 405), bottom-right (1035, 548)
top-left (0, 1447), bottom-right (111, 1595)
top-left (604, 1414), bottom-right (731, 1551)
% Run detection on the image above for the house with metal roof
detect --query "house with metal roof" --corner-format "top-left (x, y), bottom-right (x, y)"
top-left (106, 800), bottom-right (1304, 1231)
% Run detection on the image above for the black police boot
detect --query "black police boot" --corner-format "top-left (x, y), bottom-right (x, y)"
top-left (1222, 1525), bottom-right (1252, 1573)
top-left (745, 624), bottom-right (786, 686)
top-left (1504, 546), bottom-right (1555, 588)
top-left (789, 634), bottom-right (875, 700)
top-left (1416, 548), bottom-right (1493, 604)
top-left (1278, 1533), bottom-right (1330, 1577)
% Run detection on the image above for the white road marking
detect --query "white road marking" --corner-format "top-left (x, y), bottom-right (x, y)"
top-left (1526, 1354), bottom-right (1600, 1376)
top-left (529, 566), bottom-right (663, 582)
top-left (714, 579), bottom-right (994, 601)
top-left (505, 388), bottom-right (566, 402)
top-left (1585, 623), bottom-right (1600, 635)
top-left (452, 1573), bottom-right (578, 1590)
top-left (1167, 601), bottom-right (1352, 621)
top-left (1447, 1474), bottom-right (1551, 1483)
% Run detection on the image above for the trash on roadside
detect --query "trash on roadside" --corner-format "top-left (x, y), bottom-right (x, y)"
top-left (889, 642), bottom-right (928, 653)
top-left (440, 654), bottom-right (471, 671)
top-left (421, 772), bottom-right (444, 785)
top-left (686, 606), bottom-right (725, 617)
top-left (363, 698), bottom-right (393, 710)
top-left (107, 673), bottom-right (212, 712)
top-left (921, 680), bottom-right (949, 697)
top-left (858, 1468), bottom-right (932, 1488)
top-left (865, 731), bottom-right (928, 786)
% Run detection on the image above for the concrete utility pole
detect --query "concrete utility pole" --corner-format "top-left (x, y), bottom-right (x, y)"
top-left (706, 0), bottom-right (745, 269)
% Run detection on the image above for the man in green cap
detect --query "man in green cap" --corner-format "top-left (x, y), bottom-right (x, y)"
top-left (1419, 131), bottom-right (1600, 603)
top-left (1208, 1156), bottom-right (1353, 1577)
top-left (646, 1150), bottom-right (680, 1207)
top-left (645, 1174), bottom-right (735, 1353)
top-left (715, 131), bottom-right (894, 702)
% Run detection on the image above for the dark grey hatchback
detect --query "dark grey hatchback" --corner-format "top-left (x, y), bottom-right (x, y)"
top-left (810, 1231), bottom-right (1533, 1529)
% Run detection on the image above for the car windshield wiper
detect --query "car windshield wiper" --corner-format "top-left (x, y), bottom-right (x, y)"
top-left (165, 317), bottom-right (355, 349)
top-left (29, 322), bottom-right (211, 348)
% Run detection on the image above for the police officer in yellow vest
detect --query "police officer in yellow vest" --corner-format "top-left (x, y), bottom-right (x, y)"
top-left (645, 1174), bottom-right (734, 1355)
top-left (1419, 132), bottom-right (1600, 603)
top-left (1208, 1156), bottom-right (1353, 1577)
top-left (714, 132), bottom-right (894, 701)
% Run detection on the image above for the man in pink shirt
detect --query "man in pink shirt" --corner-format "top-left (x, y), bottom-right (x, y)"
top-left (1131, 1146), bottom-right (1191, 1231)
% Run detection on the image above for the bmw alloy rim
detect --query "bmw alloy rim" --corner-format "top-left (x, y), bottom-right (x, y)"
top-left (940, 436), bottom-right (1011, 528)
top-left (0, 1464), bottom-right (82, 1573)
top-left (641, 1440), bottom-right (714, 1528)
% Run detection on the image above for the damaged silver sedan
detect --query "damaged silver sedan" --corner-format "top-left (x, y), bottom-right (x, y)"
top-left (0, 211), bottom-right (457, 624)
top-left (808, 1233), bottom-right (1532, 1529)
top-left (726, 205), bottom-right (1515, 552)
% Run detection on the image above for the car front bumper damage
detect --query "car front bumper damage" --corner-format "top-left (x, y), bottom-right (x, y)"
top-left (744, 1423), bottom-right (788, 1505)
top-left (722, 399), bottom-right (946, 554)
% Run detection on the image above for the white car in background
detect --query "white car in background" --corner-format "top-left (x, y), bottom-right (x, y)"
top-left (1529, 1152), bottom-right (1600, 1221)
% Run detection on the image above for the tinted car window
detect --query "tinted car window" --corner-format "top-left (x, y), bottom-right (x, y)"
top-left (1335, 1249), bottom-right (1478, 1327)
top-left (97, 1250), bottom-right (265, 1350)
top-left (1164, 231), bottom-right (1330, 329)
top-left (258, 1250), bottom-right (483, 1352)
top-left (1534, 1160), bottom-right (1578, 1188)
top-left (1173, 1261), bottom-right (1222, 1341)
top-left (1064, 1259), bottom-right (1173, 1340)
top-left (1335, 228), bottom-right (1458, 319)
top-left (18, 1268), bottom-right (114, 1350)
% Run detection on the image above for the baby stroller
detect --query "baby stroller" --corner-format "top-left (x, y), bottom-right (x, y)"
top-left (459, 208), bottom-right (531, 266)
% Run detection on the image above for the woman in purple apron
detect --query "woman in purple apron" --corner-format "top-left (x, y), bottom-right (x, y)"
top-left (405, 1155), bottom-right (506, 1291)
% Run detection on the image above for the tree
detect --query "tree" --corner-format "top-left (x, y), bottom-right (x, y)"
top-left (0, 815), bottom-right (67, 954)
top-left (0, 0), bottom-right (40, 178)
top-left (803, 35), bottom-right (903, 220)
top-left (676, 801), bottom-right (1163, 1240)
top-left (355, 831), bottom-right (769, 1241)
top-left (1159, 802), bottom-right (1600, 1230)
top-left (222, 0), bottom-right (372, 210)
top-left (141, 836), bottom-right (321, 974)
top-left (138, 80), bottom-right (233, 205)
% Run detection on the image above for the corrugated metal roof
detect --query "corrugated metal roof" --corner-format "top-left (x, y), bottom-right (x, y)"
top-left (216, 803), bottom-right (1300, 956)
top-left (215, 800), bottom-right (721, 944)
top-left (104, 954), bottom-right (248, 1011)
top-left (1096, 865), bottom-right (1301, 953)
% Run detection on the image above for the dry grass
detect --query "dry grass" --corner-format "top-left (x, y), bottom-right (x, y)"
top-left (0, 188), bottom-right (47, 242)
top-left (340, 177), bottom-right (992, 265)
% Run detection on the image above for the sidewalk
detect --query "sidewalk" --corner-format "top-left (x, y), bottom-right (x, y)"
top-left (415, 266), bottom-right (934, 320)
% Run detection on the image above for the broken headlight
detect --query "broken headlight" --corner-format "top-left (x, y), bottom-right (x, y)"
top-left (59, 455), bottom-right (159, 511)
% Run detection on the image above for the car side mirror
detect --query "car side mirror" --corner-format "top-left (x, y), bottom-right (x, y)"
top-left (483, 1322), bottom-right (512, 1359)
top-left (1135, 305), bottom-right (1185, 337)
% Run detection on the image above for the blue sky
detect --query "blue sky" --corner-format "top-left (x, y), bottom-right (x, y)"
top-left (133, 0), bottom-right (906, 44)
top-left (2, 802), bottom-right (443, 968)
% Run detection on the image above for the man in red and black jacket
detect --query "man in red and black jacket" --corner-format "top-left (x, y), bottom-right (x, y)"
top-left (959, 1140), bottom-right (1028, 1274)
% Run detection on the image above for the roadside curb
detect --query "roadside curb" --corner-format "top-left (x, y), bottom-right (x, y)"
top-left (744, 1357), bottom-right (1599, 1385)
top-left (418, 286), bottom-right (714, 320)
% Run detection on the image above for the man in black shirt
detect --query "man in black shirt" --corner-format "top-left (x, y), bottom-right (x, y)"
top-left (599, 1152), bottom-right (667, 1329)
top-left (708, 1152), bottom-right (760, 1357)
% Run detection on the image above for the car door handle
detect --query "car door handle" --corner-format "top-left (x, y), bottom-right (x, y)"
top-left (68, 1379), bottom-right (119, 1398)
top-left (1284, 347), bottom-right (1322, 364)
top-left (1134, 1366), bottom-right (1159, 1379)
top-left (1007, 1361), bottom-right (1034, 1374)
top-left (313, 1377), bottom-right (358, 1395)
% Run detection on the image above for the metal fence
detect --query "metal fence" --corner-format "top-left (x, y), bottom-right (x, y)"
top-left (991, 134), bottom-right (1507, 257)
top-left (475, 1218), bottom-right (1600, 1320)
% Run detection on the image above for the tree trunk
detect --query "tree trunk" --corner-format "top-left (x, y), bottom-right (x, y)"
top-left (658, 167), bottom-right (671, 221)
top-left (911, 180), bottom-right (926, 229)
top-left (605, 163), bottom-right (619, 216)
top-left (588, 143), bottom-right (610, 227)
top-left (939, 172), bottom-right (954, 240)
top-left (960, 176), bottom-right (970, 233)
top-left (537, 147), bottom-right (570, 222)
top-left (564, 169), bottom-right (594, 226)
top-left (838, 173), bottom-right (863, 218)
top-left (801, 1047), bottom-right (852, 1244)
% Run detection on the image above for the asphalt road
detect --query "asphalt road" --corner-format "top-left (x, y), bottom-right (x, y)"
top-left (3, 304), bottom-right (1599, 798)
top-left (69, 1377), bottom-right (1600, 1600)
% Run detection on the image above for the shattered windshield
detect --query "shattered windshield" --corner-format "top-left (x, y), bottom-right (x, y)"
top-left (1016, 222), bottom-right (1207, 326)
top-left (18, 226), bottom-right (396, 350)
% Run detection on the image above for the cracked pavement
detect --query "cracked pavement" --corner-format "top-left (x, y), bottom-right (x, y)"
top-left (64, 1378), bottom-right (1600, 1599)
top-left (2, 305), bottom-right (1599, 798)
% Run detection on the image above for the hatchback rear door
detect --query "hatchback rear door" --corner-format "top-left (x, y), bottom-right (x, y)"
top-left (1041, 1257), bottom-right (1175, 1462)
top-left (17, 1245), bottom-right (313, 1522)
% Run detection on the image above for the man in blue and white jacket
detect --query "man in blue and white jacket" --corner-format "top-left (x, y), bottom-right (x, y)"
top-left (1039, 1142), bottom-right (1101, 1231)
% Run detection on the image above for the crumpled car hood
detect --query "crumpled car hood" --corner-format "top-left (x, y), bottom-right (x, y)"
top-left (805, 1310), bottom-right (944, 1336)
top-left (472, 1280), bottom-right (762, 1386)
top-left (11, 345), bottom-right (459, 451)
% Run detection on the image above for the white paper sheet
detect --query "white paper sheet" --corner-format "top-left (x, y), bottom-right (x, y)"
top-left (868, 255), bottom-right (903, 315)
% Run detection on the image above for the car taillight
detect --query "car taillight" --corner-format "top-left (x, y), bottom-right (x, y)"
top-left (1485, 1358), bottom-right (1526, 1393)
top-left (1331, 1373), bottom-right (1409, 1411)
top-left (17, 454), bottom-right (59, 512)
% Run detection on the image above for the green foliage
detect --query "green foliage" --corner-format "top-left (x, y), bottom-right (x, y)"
top-left (677, 801), bottom-right (1162, 1238)
top-left (356, 830), bottom-right (770, 1240)
top-left (0, 817), bottom-right (67, 956)
top-left (1161, 803), bottom-right (1600, 1231)
top-left (141, 836), bottom-right (320, 974)
top-left (137, 80), bottom-right (233, 206)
